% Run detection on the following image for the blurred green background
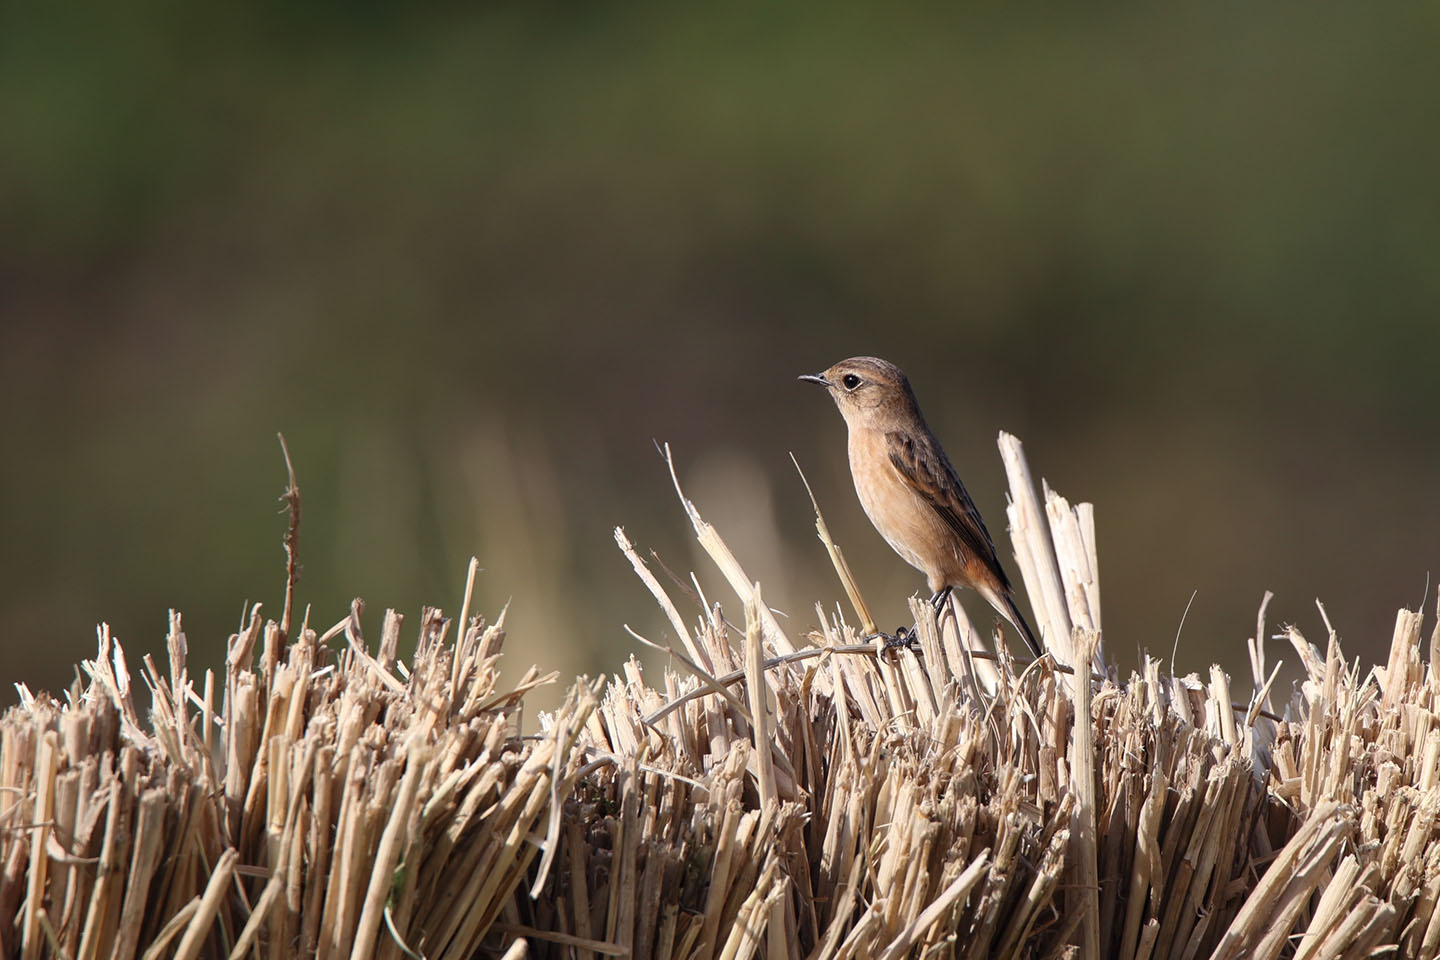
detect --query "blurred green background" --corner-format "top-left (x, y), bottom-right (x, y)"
top-left (4, 5), bottom-right (1438, 713)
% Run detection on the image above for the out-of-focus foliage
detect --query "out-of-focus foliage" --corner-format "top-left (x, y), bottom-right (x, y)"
top-left (3, 4), bottom-right (1438, 709)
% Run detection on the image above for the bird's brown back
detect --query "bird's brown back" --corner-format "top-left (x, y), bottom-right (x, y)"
top-left (882, 424), bottom-right (1012, 596)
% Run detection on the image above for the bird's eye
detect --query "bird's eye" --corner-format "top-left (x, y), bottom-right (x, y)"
top-left (842, 374), bottom-right (862, 390)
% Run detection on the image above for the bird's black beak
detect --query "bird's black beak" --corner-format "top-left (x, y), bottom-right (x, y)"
top-left (797, 373), bottom-right (830, 387)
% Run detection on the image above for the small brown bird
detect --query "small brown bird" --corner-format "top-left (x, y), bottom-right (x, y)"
top-left (800, 356), bottom-right (1042, 656)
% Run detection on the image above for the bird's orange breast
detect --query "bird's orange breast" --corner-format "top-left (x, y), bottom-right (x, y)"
top-left (846, 427), bottom-right (966, 589)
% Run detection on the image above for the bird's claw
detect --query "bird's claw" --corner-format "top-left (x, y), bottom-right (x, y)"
top-left (872, 625), bottom-right (919, 652)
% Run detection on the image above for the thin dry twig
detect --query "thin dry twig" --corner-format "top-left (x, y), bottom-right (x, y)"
top-left (277, 432), bottom-right (301, 642)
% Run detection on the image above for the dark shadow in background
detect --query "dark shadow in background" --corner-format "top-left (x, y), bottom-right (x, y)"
top-left (3, 5), bottom-right (1437, 711)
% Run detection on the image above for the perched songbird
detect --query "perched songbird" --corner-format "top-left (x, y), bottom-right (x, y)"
top-left (800, 356), bottom-right (1042, 656)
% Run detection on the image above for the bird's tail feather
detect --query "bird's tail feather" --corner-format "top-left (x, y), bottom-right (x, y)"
top-left (1002, 595), bottom-right (1043, 659)
top-left (969, 581), bottom-right (1044, 659)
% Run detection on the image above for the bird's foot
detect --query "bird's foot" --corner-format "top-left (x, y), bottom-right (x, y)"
top-left (870, 625), bottom-right (919, 652)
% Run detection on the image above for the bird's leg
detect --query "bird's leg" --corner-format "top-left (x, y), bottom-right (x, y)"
top-left (888, 585), bottom-right (956, 646)
top-left (874, 588), bottom-right (955, 653)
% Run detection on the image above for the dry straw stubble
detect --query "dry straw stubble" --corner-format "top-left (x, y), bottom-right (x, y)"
top-left (2, 433), bottom-right (1440, 958)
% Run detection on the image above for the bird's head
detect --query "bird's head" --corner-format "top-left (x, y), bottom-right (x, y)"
top-left (798, 356), bottom-right (918, 428)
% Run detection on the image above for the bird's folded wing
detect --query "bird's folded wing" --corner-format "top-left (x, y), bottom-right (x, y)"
top-left (885, 429), bottom-right (1010, 588)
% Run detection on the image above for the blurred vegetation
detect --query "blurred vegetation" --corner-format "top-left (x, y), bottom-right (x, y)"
top-left (3, 4), bottom-right (1438, 711)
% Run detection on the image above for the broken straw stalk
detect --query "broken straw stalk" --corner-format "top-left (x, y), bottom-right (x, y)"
top-left (1, 432), bottom-right (1438, 959)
